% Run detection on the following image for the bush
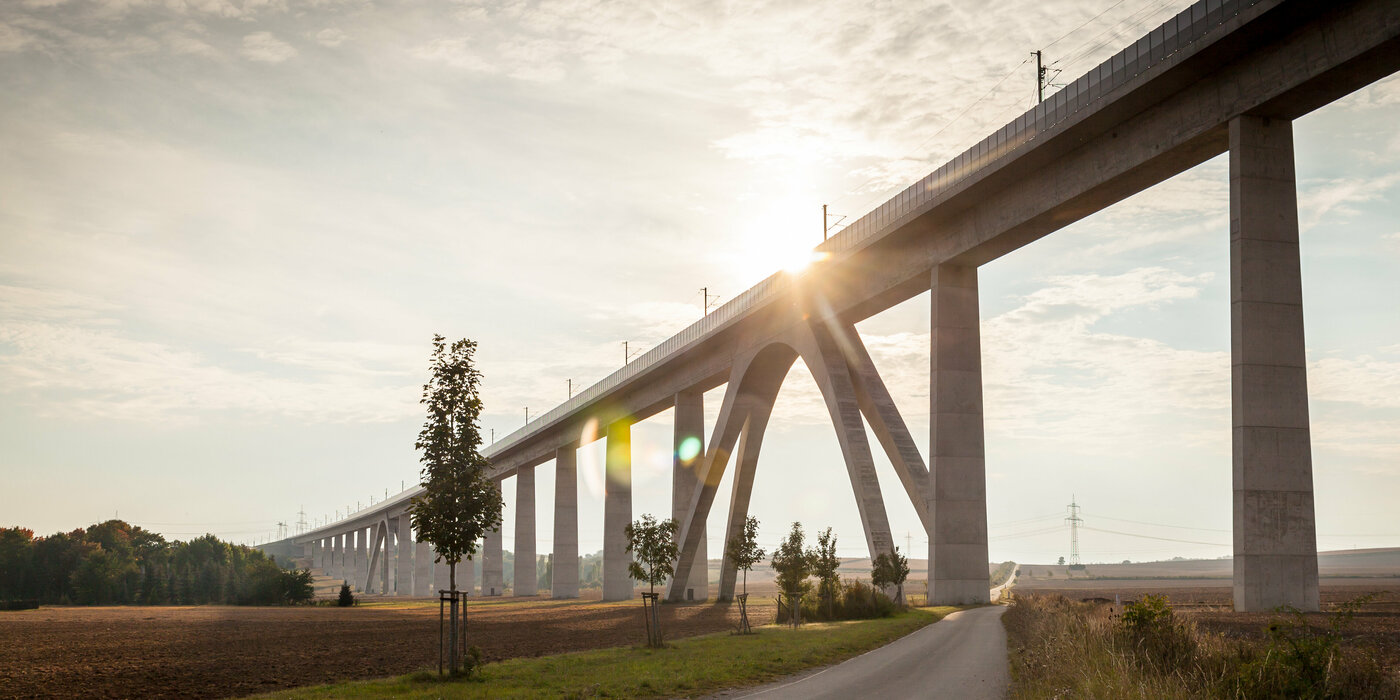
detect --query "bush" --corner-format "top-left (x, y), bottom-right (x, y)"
top-left (337, 583), bottom-right (355, 607)
top-left (1116, 594), bottom-right (1198, 674)
top-left (777, 580), bottom-right (894, 623)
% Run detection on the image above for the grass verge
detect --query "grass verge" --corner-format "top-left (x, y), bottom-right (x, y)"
top-left (261, 606), bottom-right (957, 699)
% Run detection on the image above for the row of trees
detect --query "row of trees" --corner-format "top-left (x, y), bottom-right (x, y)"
top-left (0, 521), bottom-right (313, 606)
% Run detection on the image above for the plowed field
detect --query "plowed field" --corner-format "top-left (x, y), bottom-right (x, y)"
top-left (0, 596), bottom-right (775, 699)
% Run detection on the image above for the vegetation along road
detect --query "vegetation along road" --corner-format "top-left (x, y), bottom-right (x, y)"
top-left (721, 605), bottom-right (1009, 700)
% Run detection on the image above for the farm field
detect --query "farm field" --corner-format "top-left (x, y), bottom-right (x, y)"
top-left (0, 596), bottom-right (774, 699)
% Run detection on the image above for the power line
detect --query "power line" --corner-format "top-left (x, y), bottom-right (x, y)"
top-left (1080, 525), bottom-right (1229, 547)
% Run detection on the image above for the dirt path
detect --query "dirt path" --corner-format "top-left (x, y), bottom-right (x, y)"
top-left (0, 597), bottom-right (775, 699)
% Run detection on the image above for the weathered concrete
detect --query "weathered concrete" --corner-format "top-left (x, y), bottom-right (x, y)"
top-left (796, 314), bottom-right (897, 561)
top-left (483, 523), bottom-right (504, 596)
top-left (513, 466), bottom-right (537, 596)
top-left (673, 390), bottom-right (709, 601)
top-left (354, 528), bottom-right (368, 592)
top-left (1230, 114), bottom-right (1320, 612)
top-left (717, 386), bottom-right (776, 601)
top-left (603, 421), bottom-right (634, 601)
top-left (835, 320), bottom-right (932, 533)
top-left (414, 536), bottom-right (433, 596)
top-left (396, 517), bottom-right (412, 595)
top-left (433, 547), bottom-right (450, 594)
top-left (929, 264), bottom-right (990, 605)
top-left (335, 534), bottom-right (346, 583)
top-left (553, 447), bottom-right (580, 598)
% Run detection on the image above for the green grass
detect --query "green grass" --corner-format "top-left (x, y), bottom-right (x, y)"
top-left (261, 606), bottom-right (957, 699)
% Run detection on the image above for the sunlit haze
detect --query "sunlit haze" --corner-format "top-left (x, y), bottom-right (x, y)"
top-left (2, 0), bottom-right (1397, 567)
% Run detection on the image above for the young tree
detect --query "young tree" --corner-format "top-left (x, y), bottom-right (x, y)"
top-left (810, 527), bottom-right (841, 617)
top-left (407, 335), bottom-right (504, 674)
top-left (770, 522), bottom-right (812, 624)
top-left (725, 516), bottom-right (765, 633)
top-left (625, 514), bottom-right (679, 647)
top-left (871, 547), bottom-right (910, 605)
top-left (724, 516), bottom-right (765, 598)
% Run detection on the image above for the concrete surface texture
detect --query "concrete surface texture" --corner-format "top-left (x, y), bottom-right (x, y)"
top-left (1230, 114), bottom-right (1320, 612)
top-left (718, 606), bottom-right (1009, 700)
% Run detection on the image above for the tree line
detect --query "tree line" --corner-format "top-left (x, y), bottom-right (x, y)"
top-left (0, 520), bottom-right (313, 606)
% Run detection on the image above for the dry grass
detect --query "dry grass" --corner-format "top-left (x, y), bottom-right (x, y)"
top-left (1003, 593), bottom-right (1400, 699)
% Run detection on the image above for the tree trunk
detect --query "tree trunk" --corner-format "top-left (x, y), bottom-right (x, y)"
top-left (449, 562), bottom-right (458, 674)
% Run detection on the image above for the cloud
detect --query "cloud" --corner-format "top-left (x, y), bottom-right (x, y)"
top-left (1299, 173), bottom-right (1400, 230)
top-left (313, 27), bottom-right (346, 47)
top-left (410, 37), bottom-right (496, 72)
top-left (240, 31), bottom-right (296, 63)
top-left (0, 315), bottom-right (418, 425)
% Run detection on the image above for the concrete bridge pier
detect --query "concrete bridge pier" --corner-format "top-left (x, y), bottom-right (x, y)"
top-left (553, 445), bottom-right (580, 598)
top-left (396, 517), bottom-right (412, 595)
top-left (928, 263), bottom-right (991, 605)
top-left (414, 535), bottom-right (433, 596)
top-left (1230, 114), bottom-right (1320, 612)
top-left (355, 529), bottom-right (368, 592)
top-left (603, 420), bottom-right (634, 601)
top-left (335, 534), bottom-right (346, 584)
top-left (433, 549), bottom-right (450, 594)
top-left (483, 523), bottom-right (504, 596)
top-left (514, 465), bottom-right (537, 596)
top-left (673, 390), bottom-right (709, 602)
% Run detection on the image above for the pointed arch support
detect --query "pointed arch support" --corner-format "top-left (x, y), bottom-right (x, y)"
top-left (821, 319), bottom-right (931, 533)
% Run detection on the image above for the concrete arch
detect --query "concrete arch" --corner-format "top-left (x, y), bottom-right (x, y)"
top-left (670, 317), bottom-right (901, 601)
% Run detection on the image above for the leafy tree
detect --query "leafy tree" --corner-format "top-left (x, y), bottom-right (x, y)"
top-left (1058, 556), bottom-right (1066, 565)
top-left (625, 514), bottom-right (679, 647)
top-left (625, 514), bottom-right (679, 595)
top-left (0, 527), bottom-right (34, 600)
top-left (407, 335), bottom-right (503, 674)
top-left (809, 527), bottom-right (841, 616)
top-left (871, 547), bottom-right (910, 605)
top-left (771, 522), bottom-right (813, 598)
top-left (724, 516), bottom-right (765, 598)
top-left (409, 336), bottom-right (503, 591)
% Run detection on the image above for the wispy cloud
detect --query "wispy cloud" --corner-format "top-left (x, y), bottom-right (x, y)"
top-left (240, 30), bottom-right (295, 63)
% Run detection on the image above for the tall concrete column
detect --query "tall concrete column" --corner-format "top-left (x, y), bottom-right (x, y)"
top-left (1229, 115), bottom-right (1319, 612)
top-left (396, 517), bottom-right (412, 596)
top-left (335, 534), bottom-right (346, 582)
top-left (928, 263), bottom-right (990, 605)
top-left (673, 391), bottom-right (709, 601)
top-left (355, 529), bottom-right (369, 591)
top-left (553, 447), bottom-right (580, 598)
top-left (603, 421), bottom-right (634, 601)
top-left (433, 547), bottom-right (450, 594)
top-left (414, 537), bottom-right (433, 596)
top-left (483, 525), bottom-right (504, 596)
top-left (513, 466), bottom-right (538, 596)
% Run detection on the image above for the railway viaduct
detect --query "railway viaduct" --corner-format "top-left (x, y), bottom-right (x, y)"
top-left (263, 0), bottom-right (1400, 612)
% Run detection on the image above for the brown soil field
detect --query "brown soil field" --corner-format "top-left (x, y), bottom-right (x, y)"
top-left (0, 596), bottom-right (776, 699)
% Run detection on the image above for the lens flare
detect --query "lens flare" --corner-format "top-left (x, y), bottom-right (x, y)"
top-left (677, 436), bottom-right (702, 464)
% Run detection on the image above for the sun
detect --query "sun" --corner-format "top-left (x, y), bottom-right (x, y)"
top-left (735, 196), bottom-right (828, 281)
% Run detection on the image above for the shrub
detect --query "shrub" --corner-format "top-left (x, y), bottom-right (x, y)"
top-left (777, 580), bottom-right (894, 623)
top-left (1116, 594), bottom-right (1197, 674)
top-left (337, 583), bottom-right (355, 607)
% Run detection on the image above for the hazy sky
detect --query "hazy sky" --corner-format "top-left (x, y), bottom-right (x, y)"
top-left (2, 0), bottom-right (1397, 566)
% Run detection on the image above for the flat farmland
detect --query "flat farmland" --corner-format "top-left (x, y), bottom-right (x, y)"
top-left (0, 596), bottom-right (774, 699)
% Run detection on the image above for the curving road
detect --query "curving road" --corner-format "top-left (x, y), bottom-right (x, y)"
top-left (716, 605), bottom-right (1009, 700)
